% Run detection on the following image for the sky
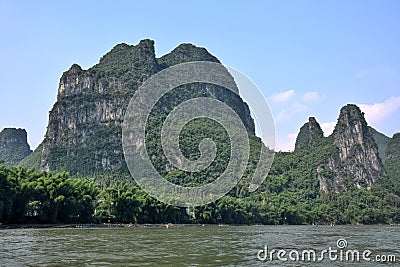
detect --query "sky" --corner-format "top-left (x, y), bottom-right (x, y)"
top-left (1, 0), bottom-right (400, 151)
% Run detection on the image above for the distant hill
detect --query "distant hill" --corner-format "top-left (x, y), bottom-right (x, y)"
top-left (384, 133), bottom-right (400, 194)
top-left (369, 127), bottom-right (391, 162)
top-left (295, 105), bottom-right (386, 193)
top-left (294, 117), bottom-right (324, 150)
top-left (0, 128), bottom-right (31, 166)
top-left (18, 143), bottom-right (42, 169)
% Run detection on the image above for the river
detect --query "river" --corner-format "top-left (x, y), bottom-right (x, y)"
top-left (0, 225), bottom-right (398, 266)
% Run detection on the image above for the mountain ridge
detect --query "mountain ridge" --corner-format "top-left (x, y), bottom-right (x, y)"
top-left (295, 104), bottom-right (392, 193)
top-left (35, 39), bottom-right (255, 175)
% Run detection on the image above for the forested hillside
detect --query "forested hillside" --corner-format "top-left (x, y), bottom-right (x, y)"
top-left (1, 40), bottom-right (399, 225)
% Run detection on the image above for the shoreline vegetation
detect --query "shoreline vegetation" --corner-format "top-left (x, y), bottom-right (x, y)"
top-left (0, 223), bottom-right (398, 230)
top-left (1, 163), bottom-right (400, 226)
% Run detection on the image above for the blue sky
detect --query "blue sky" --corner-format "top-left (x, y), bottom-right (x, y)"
top-left (1, 1), bottom-right (400, 151)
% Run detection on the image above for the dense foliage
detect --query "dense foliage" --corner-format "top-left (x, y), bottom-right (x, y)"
top-left (0, 165), bottom-right (98, 224)
top-left (383, 133), bottom-right (400, 195)
top-left (18, 143), bottom-right (42, 169)
top-left (370, 127), bottom-right (391, 162)
top-left (2, 152), bottom-right (400, 225)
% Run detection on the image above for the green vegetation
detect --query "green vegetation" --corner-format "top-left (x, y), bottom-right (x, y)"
top-left (3, 40), bottom-right (399, 225)
top-left (0, 166), bottom-right (98, 223)
top-left (0, 165), bottom-right (190, 224)
top-left (2, 147), bottom-right (400, 225)
top-left (18, 143), bottom-right (43, 169)
top-left (157, 43), bottom-right (220, 69)
top-left (0, 128), bottom-right (32, 166)
top-left (383, 133), bottom-right (400, 195)
top-left (40, 41), bottom-right (255, 176)
top-left (370, 127), bottom-right (391, 162)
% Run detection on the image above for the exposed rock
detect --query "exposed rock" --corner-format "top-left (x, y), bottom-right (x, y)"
top-left (38, 39), bottom-right (255, 175)
top-left (295, 117), bottom-right (324, 149)
top-left (317, 104), bottom-right (385, 193)
top-left (0, 128), bottom-right (32, 166)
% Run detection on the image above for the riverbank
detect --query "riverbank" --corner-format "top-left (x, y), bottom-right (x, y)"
top-left (1, 222), bottom-right (398, 229)
top-left (0, 223), bottom-right (214, 229)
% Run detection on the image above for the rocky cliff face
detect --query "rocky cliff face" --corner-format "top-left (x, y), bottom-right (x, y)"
top-left (295, 117), bottom-right (324, 149)
top-left (317, 104), bottom-right (385, 193)
top-left (0, 128), bottom-right (32, 166)
top-left (38, 39), bottom-right (255, 175)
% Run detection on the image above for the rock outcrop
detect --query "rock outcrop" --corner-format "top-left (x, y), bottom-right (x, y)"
top-left (317, 104), bottom-right (385, 193)
top-left (295, 117), bottom-right (324, 149)
top-left (0, 128), bottom-right (32, 166)
top-left (37, 39), bottom-right (255, 175)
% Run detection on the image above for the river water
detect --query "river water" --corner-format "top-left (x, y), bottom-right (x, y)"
top-left (0, 225), bottom-right (398, 266)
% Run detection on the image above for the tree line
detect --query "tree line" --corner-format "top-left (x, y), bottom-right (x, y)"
top-left (1, 162), bottom-right (400, 225)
